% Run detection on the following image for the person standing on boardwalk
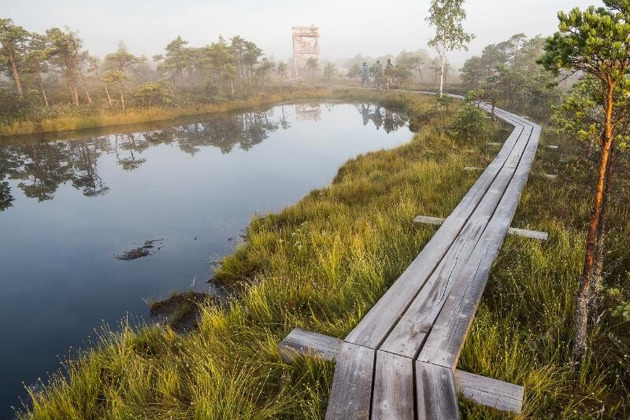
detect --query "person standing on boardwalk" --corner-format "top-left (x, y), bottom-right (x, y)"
top-left (373, 60), bottom-right (383, 90)
top-left (361, 62), bottom-right (370, 87)
top-left (384, 58), bottom-right (395, 91)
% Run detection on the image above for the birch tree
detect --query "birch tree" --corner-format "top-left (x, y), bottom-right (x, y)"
top-left (426, 0), bottom-right (473, 96)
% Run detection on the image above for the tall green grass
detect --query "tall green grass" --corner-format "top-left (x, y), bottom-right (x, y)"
top-left (18, 93), bottom-right (629, 419)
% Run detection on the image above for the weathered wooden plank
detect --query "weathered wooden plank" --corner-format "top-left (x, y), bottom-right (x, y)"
top-left (278, 328), bottom-right (343, 362)
top-left (420, 130), bottom-right (541, 369)
top-left (380, 217), bottom-right (489, 358)
top-left (382, 162), bottom-right (517, 357)
top-left (455, 370), bottom-right (524, 414)
top-left (505, 127), bottom-right (534, 168)
top-left (450, 125), bottom-right (523, 219)
top-left (371, 352), bottom-right (414, 420)
top-left (413, 215), bottom-right (445, 225)
top-left (277, 329), bottom-right (525, 414)
top-left (418, 219), bottom-right (506, 369)
top-left (325, 342), bottom-right (375, 420)
top-left (345, 215), bottom-right (467, 349)
top-left (472, 166), bottom-right (518, 216)
top-left (416, 361), bottom-right (460, 420)
top-left (463, 166), bottom-right (484, 171)
top-left (507, 227), bottom-right (548, 240)
top-left (380, 132), bottom-right (524, 357)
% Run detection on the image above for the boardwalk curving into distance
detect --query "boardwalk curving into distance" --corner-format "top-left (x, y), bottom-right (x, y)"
top-left (279, 93), bottom-right (541, 419)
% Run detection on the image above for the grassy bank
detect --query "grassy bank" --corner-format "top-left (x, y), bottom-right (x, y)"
top-left (0, 87), bottom-right (363, 137)
top-left (19, 92), bottom-right (630, 419)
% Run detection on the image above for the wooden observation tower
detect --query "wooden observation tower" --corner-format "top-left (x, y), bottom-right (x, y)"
top-left (292, 25), bottom-right (319, 80)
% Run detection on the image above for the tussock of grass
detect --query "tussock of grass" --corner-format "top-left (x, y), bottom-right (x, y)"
top-left (19, 93), bottom-right (629, 419)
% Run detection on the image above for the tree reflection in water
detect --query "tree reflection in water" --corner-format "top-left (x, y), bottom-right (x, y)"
top-left (0, 109), bottom-right (282, 208)
top-left (0, 105), bottom-right (405, 210)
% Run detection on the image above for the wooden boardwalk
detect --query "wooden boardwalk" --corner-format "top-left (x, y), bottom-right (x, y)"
top-left (279, 97), bottom-right (541, 419)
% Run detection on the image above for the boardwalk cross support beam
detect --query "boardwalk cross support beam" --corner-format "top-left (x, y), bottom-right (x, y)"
top-left (279, 328), bottom-right (524, 414)
top-left (413, 215), bottom-right (549, 241)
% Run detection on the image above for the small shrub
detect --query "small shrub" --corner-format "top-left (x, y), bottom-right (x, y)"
top-left (448, 103), bottom-right (491, 142)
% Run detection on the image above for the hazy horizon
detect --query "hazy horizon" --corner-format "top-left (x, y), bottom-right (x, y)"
top-left (6, 0), bottom-right (597, 66)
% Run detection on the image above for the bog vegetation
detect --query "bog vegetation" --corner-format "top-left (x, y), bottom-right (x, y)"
top-left (3, 0), bottom-right (630, 418)
top-left (17, 90), bottom-right (630, 419)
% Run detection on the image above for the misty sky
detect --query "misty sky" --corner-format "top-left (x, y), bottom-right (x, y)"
top-left (6, 0), bottom-right (598, 66)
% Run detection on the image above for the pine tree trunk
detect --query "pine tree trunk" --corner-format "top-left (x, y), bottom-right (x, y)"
top-left (589, 151), bottom-right (615, 323)
top-left (65, 57), bottom-right (80, 106)
top-left (75, 65), bottom-right (92, 105)
top-left (37, 72), bottom-right (49, 108)
top-left (68, 81), bottom-right (80, 106)
top-left (8, 47), bottom-right (23, 96)
top-left (573, 84), bottom-right (615, 362)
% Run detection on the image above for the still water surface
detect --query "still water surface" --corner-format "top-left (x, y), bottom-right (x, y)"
top-left (0, 102), bottom-right (410, 417)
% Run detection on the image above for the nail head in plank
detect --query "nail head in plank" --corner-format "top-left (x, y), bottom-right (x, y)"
top-left (325, 342), bottom-right (375, 420)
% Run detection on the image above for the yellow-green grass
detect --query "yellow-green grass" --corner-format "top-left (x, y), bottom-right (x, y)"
top-left (19, 93), bottom-right (630, 419)
top-left (0, 87), bottom-right (405, 137)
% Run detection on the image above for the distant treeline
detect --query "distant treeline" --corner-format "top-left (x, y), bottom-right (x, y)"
top-left (459, 33), bottom-right (562, 121)
top-left (0, 16), bottom-right (561, 126)
top-left (0, 18), bottom-right (291, 123)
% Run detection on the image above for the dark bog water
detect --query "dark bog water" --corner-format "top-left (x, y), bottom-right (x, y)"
top-left (0, 102), bottom-right (410, 417)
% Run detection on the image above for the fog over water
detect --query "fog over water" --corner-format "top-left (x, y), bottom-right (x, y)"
top-left (7, 0), bottom-right (596, 65)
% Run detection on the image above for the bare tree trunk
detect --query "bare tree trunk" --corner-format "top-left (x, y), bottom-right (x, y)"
top-left (230, 79), bottom-right (235, 96)
top-left (119, 83), bottom-right (125, 111)
top-left (67, 79), bottom-right (80, 106)
top-left (65, 57), bottom-right (80, 106)
top-left (573, 84), bottom-right (615, 362)
top-left (8, 47), bottom-right (23, 96)
top-left (104, 85), bottom-right (113, 106)
top-left (75, 65), bottom-right (92, 105)
top-left (37, 72), bottom-right (49, 108)
top-left (439, 54), bottom-right (445, 97)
